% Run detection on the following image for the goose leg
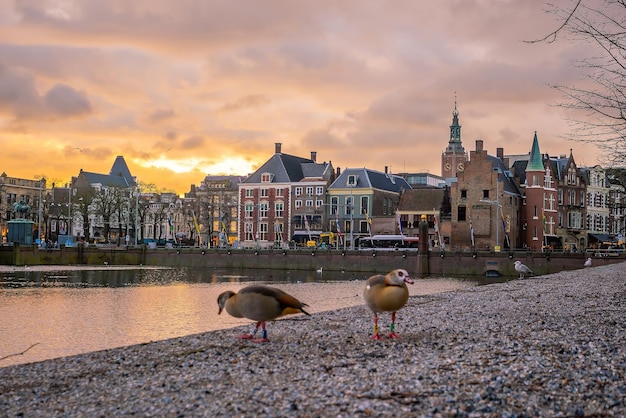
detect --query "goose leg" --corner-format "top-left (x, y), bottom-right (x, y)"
top-left (388, 312), bottom-right (400, 338)
top-left (252, 322), bottom-right (270, 343)
top-left (238, 321), bottom-right (261, 339)
top-left (371, 313), bottom-right (384, 340)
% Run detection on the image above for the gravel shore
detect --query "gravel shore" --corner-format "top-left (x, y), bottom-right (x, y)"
top-left (1, 262), bottom-right (625, 417)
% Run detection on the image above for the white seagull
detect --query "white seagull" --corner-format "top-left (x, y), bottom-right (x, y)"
top-left (584, 257), bottom-right (592, 267)
top-left (514, 260), bottom-right (534, 279)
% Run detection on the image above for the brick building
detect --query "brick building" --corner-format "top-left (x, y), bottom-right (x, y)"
top-left (450, 140), bottom-right (522, 250)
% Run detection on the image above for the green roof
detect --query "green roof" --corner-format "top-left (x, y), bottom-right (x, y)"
top-left (527, 132), bottom-right (544, 172)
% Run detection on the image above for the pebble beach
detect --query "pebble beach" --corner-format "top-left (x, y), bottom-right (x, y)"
top-left (1, 262), bottom-right (625, 417)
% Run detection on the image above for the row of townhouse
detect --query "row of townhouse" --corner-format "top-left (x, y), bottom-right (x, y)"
top-left (2, 106), bottom-right (625, 250)
top-left (231, 105), bottom-right (626, 251)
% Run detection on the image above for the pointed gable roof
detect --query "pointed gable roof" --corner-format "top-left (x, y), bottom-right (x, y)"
top-left (74, 156), bottom-right (136, 189)
top-left (109, 156), bottom-right (136, 186)
top-left (527, 132), bottom-right (544, 172)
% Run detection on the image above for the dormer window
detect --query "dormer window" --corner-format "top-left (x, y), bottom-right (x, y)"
top-left (261, 173), bottom-right (273, 183)
top-left (347, 175), bottom-right (357, 186)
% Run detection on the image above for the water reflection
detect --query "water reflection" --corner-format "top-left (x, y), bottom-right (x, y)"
top-left (0, 267), bottom-right (389, 288)
top-left (0, 267), bottom-right (509, 368)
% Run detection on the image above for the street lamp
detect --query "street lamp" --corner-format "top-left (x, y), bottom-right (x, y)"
top-left (38, 179), bottom-right (43, 246)
top-left (349, 185), bottom-right (354, 250)
top-left (67, 187), bottom-right (72, 241)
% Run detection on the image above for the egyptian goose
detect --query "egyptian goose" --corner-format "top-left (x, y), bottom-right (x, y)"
top-left (584, 257), bottom-right (592, 267)
top-left (514, 260), bottom-right (534, 279)
top-left (363, 269), bottom-right (414, 340)
top-left (217, 285), bottom-right (310, 342)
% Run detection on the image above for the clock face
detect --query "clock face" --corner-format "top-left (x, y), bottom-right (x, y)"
top-left (444, 163), bottom-right (451, 171)
top-left (457, 162), bottom-right (464, 171)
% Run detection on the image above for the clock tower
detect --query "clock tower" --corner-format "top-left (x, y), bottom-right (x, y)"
top-left (441, 99), bottom-right (468, 179)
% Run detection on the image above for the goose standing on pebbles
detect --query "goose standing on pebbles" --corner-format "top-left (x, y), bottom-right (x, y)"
top-left (363, 269), bottom-right (414, 340)
top-left (584, 257), bottom-right (592, 267)
top-left (217, 285), bottom-right (310, 343)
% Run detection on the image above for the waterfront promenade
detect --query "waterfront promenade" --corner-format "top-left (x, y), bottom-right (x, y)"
top-left (1, 262), bottom-right (625, 416)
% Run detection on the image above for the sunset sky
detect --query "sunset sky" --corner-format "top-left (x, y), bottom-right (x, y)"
top-left (0, 0), bottom-right (602, 195)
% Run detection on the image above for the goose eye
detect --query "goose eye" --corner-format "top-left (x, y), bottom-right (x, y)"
top-left (398, 271), bottom-right (404, 277)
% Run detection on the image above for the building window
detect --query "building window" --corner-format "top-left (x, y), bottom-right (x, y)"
top-left (244, 222), bottom-right (254, 241)
top-left (275, 202), bottom-right (284, 217)
top-left (316, 199), bottom-right (323, 207)
top-left (359, 220), bottom-right (369, 234)
top-left (276, 188), bottom-right (284, 197)
top-left (295, 187), bottom-right (303, 196)
top-left (461, 190), bottom-right (467, 199)
top-left (533, 175), bottom-right (540, 186)
top-left (316, 186), bottom-right (324, 195)
top-left (244, 203), bottom-right (254, 218)
top-left (261, 188), bottom-right (268, 197)
top-left (331, 196), bottom-right (339, 215)
top-left (259, 222), bottom-right (268, 240)
top-left (346, 197), bottom-right (353, 215)
top-left (306, 200), bottom-right (313, 207)
top-left (295, 200), bottom-right (302, 209)
top-left (568, 212), bottom-right (582, 229)
top-left (305, 186), bottom-right (314, 196)
top-left (361, 196), bottom-right (369, 214)
top-left (348, 175), bottom-right (357, 186)
top-left (458, 206), bottom-right (466, 222)
top-left (261, 173), bottom-right (272, 183)
top-left (545, 169), bottom-right (553, 189)
top-left (245, 189), bottom-right (254, 198)
top-left (483, 190), bottom-right (489, 199)
top-left (568, 190), bottom-right (576, 206)
top-left (259, 202), bottom-right (268, 218)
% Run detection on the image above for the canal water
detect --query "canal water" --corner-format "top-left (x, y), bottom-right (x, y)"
top-left (0, 266), bottom-right (505, 367)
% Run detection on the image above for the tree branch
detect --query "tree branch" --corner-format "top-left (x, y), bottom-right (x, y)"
top-left (0, 343), bottom-right (40, 362)
top-left (525, 0), bottom-right (583, 43)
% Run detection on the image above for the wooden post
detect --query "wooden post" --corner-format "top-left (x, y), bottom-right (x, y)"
top-left (416, 215), bottom-right (429, 276)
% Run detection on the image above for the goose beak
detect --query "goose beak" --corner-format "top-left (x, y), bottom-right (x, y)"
top-left (404, 276), bottom-right (414, 285)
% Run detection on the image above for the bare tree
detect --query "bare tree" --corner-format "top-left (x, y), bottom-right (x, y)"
top-left (530, 0), bottom-right (626, 165)
top-left (74, 187), bottom-right (96, 242)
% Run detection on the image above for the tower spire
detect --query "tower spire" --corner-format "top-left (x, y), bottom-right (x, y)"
top-left (527, 131), bottom-right (544, 171)
top-left (446, 96), bottom-right (464, 153)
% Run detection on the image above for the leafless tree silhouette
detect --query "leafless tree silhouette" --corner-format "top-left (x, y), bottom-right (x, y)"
top-left (529, 0), bottom-right (626, 165)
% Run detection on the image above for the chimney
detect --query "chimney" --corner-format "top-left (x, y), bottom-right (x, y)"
top-left (275, 143), bottom-right (282, 154)
top-left (497, 148), bottom-right (510, 169)
top-left (310, 151), bottom-right (317, 162)
top-left (476, 140), bottom-right (483, 152)
top-left (384, 166), bottom-right (388, 174)
top-left (336, 167), bottom-right (341, 177)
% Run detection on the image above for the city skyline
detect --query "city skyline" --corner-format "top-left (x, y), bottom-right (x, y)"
top-left (1, 1), bottom-right (603, 194)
